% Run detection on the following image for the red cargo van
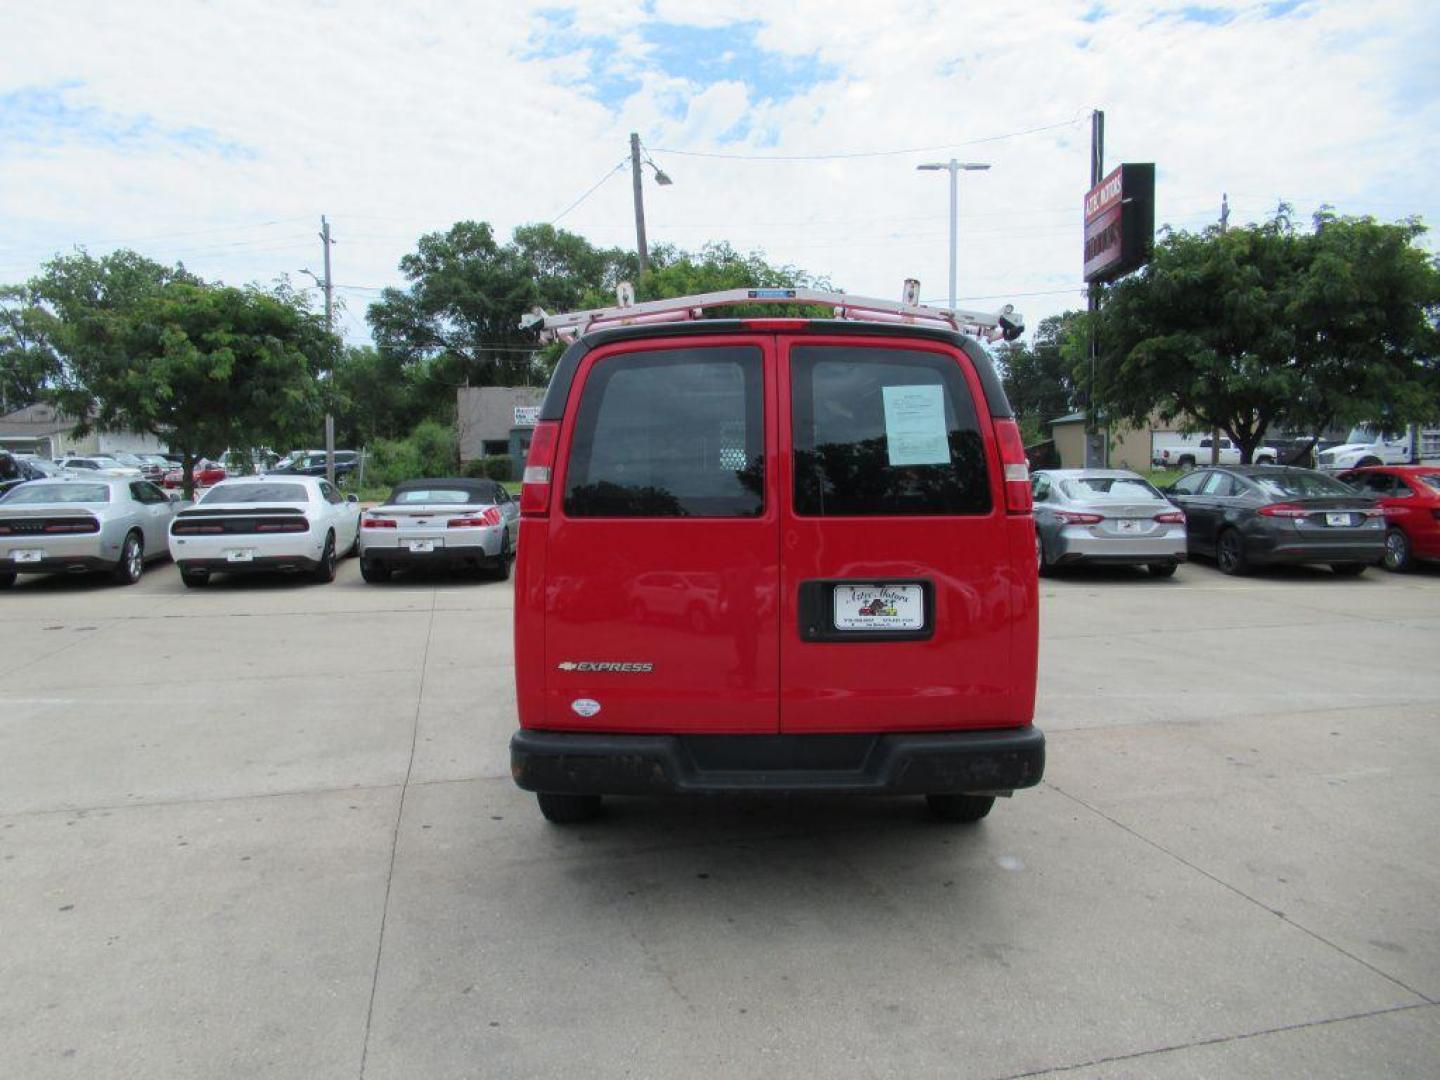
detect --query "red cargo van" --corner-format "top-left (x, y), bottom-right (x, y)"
top-left (511, 287), bottom-right (1043, 823)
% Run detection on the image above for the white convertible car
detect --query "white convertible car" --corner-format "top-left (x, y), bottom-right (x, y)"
top-left (358, 477), bottom-right (518, 582)
top-left (168, 475), bottom-right (360, 587)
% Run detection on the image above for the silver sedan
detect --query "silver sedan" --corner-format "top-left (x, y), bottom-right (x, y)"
top-left (0, 476), bottom-right (179, 587)
top-left (1032, 469), bottom-right (1187, 578)
top-left (358, 477), bottom-right (518, 583)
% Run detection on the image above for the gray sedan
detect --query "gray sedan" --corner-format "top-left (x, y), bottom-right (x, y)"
top-left (1033, 469), bottom-right (1188, 578)
top-left (0, 476), bottom-right (178, 587)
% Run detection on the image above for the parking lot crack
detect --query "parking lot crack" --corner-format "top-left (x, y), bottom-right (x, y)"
top-left (993, 1001), bottom-right (1436, 1079)
top-left (358, 589), bottom-right (437, 1080)
top-left (1044, 781), bottom-right (1435, 1006)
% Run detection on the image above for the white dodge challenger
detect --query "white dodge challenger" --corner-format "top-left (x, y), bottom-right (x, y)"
top-left (168, 475), bottom-right (360, 587)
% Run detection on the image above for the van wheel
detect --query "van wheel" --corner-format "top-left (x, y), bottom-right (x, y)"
top-left (1331, 563), bottom-right (1367, 577)
top-left (360, 558), bottom-right (392, 583)
top-left (1216, 529), bottom-right (1249, 576)
top-left (1147, 563), bottom-right (1178, 578)
top-left (1177, 456), bottom-right (1196, 472)
top-left (537, 792), bottom-right (602, 824)
top-left (926, 794), bottom-right (995, 823)
top-left (1382, 528), bottom-right (1412, 572)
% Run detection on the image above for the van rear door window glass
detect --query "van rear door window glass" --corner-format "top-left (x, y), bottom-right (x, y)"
top-left (790, 346), bottom-right (989, 516)
top-left (564, 347), bottom-right (764, 518)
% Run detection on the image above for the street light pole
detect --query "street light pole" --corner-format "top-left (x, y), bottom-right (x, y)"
top-left (629, 133), bottom-right (673, 279)
top-left (917, 159), bottom-right (990, 311)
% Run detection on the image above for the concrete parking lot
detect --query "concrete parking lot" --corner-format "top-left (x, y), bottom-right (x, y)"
top-left (1, 558), bottom-right (1437, 1079)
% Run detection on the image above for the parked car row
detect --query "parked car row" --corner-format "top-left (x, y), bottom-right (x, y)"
top-left (1033, 464), bottom-right (1440, 577)
top-left (0, 473), bottom-right (518, 589)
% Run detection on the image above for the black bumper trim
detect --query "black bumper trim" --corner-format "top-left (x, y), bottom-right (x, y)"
top-left (178, 556), bottom-right (321, 574)
top-left (362, 548), bottom-right (496, 568)
top-left (511, 727), bottom-right (1045, 796)
top-left (2, 556), bottom-right (114, 574)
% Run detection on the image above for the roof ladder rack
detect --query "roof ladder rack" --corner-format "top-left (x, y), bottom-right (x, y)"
top-left (520, 279), bottom-right (1025, 344)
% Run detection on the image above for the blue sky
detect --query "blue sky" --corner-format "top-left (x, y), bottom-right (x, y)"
top-left (1, 0), bottom-right (1436, 345)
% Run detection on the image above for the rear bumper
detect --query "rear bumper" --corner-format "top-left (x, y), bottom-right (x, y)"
top-left (1051, 530), bottom-right (1188, 566)
top-left (510, 727), bottom-right (1045, 797)
top-left (1, 554), bottom-right (115, 575)
top-left (361, 543), bottom-right (499, 567)
top-left (177, 554), bottom-right (321, 574)
top-left (1251, 536), bottom-right (1386, 565)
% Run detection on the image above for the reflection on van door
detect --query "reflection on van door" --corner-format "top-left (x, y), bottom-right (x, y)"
top-left (543, 338), bottom-right (781, 734)
top-left (777, 337), bottom-right (1018, 733)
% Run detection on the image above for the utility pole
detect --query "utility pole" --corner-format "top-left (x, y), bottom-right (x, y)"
top-left (1211, 194), bottom-right (1228, 466)
top-left (1085, 109), bottom-right (1106, 468)
top-left (630, 132), bottom-right (649, 277)
top-left (320, 215), bottom-right (336, 484)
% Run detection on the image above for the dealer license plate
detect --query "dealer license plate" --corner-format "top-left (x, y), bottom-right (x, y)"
top-left (11, 549), bottom-right (43, 563)
top-left (1325, 512), bottom-right (1353, 527)
top-left (408, 539), bottom-right (436, 553)
top-left (833, 584), bottom-right (925, 631)
top-left (225, 549), bottom-right (256, 563)
top-left (1115, 519), bottom-right (1143, 533)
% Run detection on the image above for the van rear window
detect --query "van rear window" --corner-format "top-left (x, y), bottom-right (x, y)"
top-left (791, 346), bottom-right (990, 516)
top-left (564, 347), bottom-right (764, 518)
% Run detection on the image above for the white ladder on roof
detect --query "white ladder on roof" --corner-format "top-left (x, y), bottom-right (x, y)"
top-left (520, 279), bottom-right (1025, 344)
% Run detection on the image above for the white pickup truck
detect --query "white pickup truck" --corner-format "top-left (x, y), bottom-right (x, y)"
top-left (1316, 425), bottom-right (1440, 471)
top-left (1152, 435), bottom-right (1277, 470)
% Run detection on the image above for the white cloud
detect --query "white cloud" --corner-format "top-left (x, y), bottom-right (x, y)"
top-left (0, 0), bottom-right (1435, 346)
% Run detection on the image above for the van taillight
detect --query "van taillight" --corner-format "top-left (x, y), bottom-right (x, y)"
top-left (993, 419), bottom-right (1032, 514)
top-left (521, 421), bottom-right (559, 518)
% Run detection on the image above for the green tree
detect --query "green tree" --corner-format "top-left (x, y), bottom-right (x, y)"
top-left (37, 251), bottom-right (329, 497)
top-left (995, 312), bottom-right (1083, 443)
top-left (366, 222), bottom-right (631, 422)
top-left (1092, 210), bottom-right (1440, 462)
top-left (0, 284), bottom-right (61, 412)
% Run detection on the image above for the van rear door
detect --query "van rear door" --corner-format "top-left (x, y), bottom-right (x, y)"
top-left (542, 337), bottom-right (780, 734)
top-left (777, 335), bottom-right (1025, 734)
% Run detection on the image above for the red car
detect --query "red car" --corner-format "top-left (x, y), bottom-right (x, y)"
top-left (162, 461), bottom-right (227, 489)
top-left (508, 285), bottom-right (1042, 824)
top-left (1339, 465), bottom-right (1440, 571)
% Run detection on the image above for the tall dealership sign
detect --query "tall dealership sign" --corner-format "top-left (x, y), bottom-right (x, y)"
top-left (1083, 163), bottom-right (1155, 283)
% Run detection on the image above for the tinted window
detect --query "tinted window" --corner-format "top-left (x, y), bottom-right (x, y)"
top-left (1250, 472), bottom-right (1357, 499)
top-left (1416, 473), bottom-right (1440, 495)
top-left (3, 483), bottom-right (110, 504)
top-left (791, 346), bottom-right (989, 516)
top-left (565, 347), bottom-right (763, 518)
top-left (320, 482), bottom-right (342, 505)
top-left (1201, 472), bottom-right (1238, 497)
top-left (1168, 472), bottom-right (1207, 496)
top-left (200, 483), bottom-right (309, 504)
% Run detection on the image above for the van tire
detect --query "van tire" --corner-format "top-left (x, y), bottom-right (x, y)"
top-left (926, 794), bottom-right (995, 823)
top-left (1177, 456), bottom-right (1196, 472)
top-left (537, 792), bottom-right (602, 824)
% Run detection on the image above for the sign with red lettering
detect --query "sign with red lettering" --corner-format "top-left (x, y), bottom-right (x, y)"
top-left (1082, 163), bottom-right (1155, 283)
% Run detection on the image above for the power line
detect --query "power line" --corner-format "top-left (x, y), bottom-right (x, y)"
top-left (551, 159), bottom-right (628, 224)
top-left (648, 115), bottom-right (1085, 162)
